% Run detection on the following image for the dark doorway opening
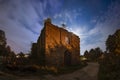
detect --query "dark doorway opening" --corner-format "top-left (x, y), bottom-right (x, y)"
top-left (64, 50), bottom-right (71, 66)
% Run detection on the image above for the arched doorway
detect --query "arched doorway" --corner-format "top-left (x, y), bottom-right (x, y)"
top-left (64, 50), bottom-right (71, 66)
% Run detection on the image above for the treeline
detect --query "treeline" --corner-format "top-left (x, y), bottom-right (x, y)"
top-left (0, 30), bottom-right (31, 71)
top-left (84, 29), bottom-right (120, 80)
top-left (84, 47), bottom-right (103, 62)
top-left (0, 30), bottom-right (15, 58)
top-left (98, 29), bottom-right (120, 80)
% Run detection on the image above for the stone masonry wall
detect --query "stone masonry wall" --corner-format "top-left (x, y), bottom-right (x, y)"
top-left (44, 21), bottom-right (80, 66)
top-left (32, 19), bottom-right (80, 67)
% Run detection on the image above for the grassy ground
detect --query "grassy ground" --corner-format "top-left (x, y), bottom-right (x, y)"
top-left (0, 61), bottom-right (87, 77)
top-left (57, 62), bottom-right (87, 75)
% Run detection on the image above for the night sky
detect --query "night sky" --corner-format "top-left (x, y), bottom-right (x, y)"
top-left (0, 0), bottom-right (120, 54)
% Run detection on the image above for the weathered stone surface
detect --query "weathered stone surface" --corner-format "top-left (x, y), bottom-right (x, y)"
top-left (31, 18), bottom-right (80, 67)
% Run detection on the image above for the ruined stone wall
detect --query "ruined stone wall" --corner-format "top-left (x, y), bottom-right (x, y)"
top-left (31, 43), bottom-right (37, 58)
top-left (45, 22), bottom-right (63, 66)
top-left (60, 28), bottom-right (80, 65)
top-left (32, 19), bottom-right (80, 66)
top-left (36, 28), bottom-right (46, 65)
top-left (70, 34), bottom-right (80, 64)
top-left (44, 22), bottom-right (80, 66)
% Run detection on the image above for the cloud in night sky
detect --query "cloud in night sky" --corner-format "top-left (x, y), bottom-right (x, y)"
top-left (0, 0), bottom-right (120, 54)
top-left (0, 0), bottom-right (63, 53)
top-left (82, 1), bottom-right (120, 53)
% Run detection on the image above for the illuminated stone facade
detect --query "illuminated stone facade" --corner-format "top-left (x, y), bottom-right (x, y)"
top-left (31, 18), bottom-right (80, 66)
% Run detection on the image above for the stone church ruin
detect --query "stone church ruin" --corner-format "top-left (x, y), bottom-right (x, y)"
top-left (31, 18), bottom-right (80, 67)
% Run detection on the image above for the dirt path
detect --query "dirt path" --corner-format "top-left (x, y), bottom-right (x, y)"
top-left (0, 62), bottom-right (99, 80)
top-left (44, 62), bottom-right (99, 80)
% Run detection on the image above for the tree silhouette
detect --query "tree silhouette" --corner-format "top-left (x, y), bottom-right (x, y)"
top-left (84, 50), bottom-right (89, 58)
top-left (0, 30), bottom-right (6, 46)
top-left (106, 29), bottom-right (120, 54)
top-left (0, 30), bottom-right (7, 56)
top-left (84, 47), bottom-right (103, 61)
top-left (99, 29), bottom-right (120, 80)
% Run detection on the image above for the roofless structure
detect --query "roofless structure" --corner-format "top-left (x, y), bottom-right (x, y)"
top-left (31, 18), bottom-right (80, 67)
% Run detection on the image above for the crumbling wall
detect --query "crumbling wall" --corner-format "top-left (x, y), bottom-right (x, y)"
top-left (31, 19), bottom-right (80, 67)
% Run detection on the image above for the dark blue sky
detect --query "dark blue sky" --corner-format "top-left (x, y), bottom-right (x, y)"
top-left (0, 0), bottom-right (120, 54)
